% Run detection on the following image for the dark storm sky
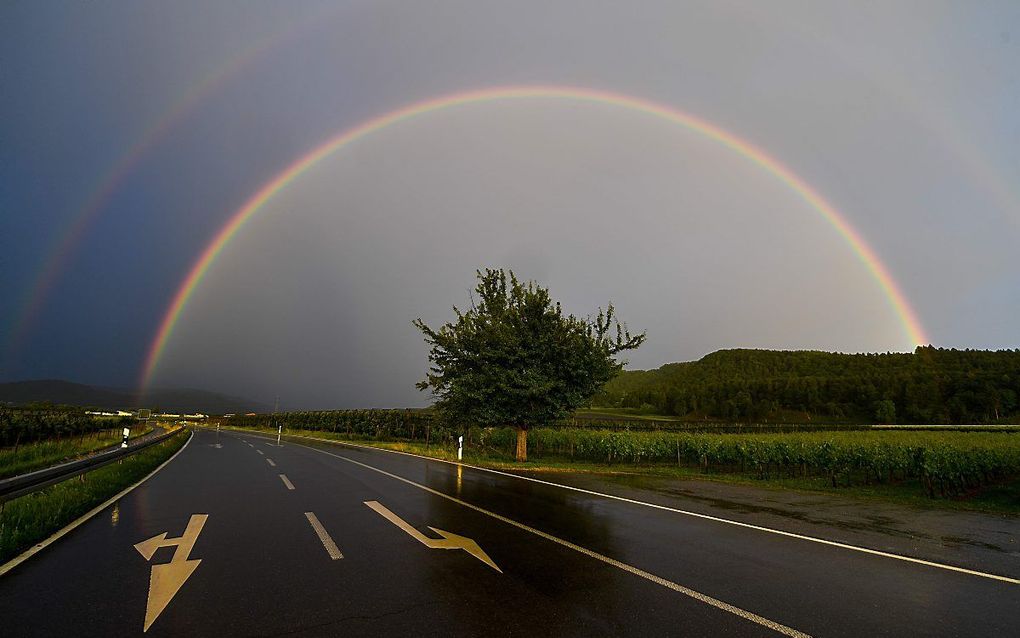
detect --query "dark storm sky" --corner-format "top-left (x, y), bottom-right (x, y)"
top-left (2, 1), bottom-right (1018, 408)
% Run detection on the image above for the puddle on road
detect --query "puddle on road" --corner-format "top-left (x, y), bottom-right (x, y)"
top-left (940, 535), bottom-right (1007, 553)
top-left (603, 474), bottom-right (940, 541)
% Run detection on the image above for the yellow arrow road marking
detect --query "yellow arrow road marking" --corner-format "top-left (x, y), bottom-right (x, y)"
top-left (134, 514), bottom-right (206, 562)
top-left (365, 500), bottom-right (501, 572)
top-left (248, 429), bottom-right (1020, 586)
top-left (145, 559), bottom-right (201, 631)
top-left (134, 514), bottom-right (208, 632)
top-left (134, 532), bottom-right (170, 561)
top-left (281, 438), bottom-right (807, 637)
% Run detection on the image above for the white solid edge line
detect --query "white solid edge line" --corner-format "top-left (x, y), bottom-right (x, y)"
top-left (304, 512), bottom-right (343, 560)
top-left (279, 474), bottom-right (295, 490)
top-left (294, 437), bottom-right (809, 637)
top-left (0, 430), bottom-right (194, 578)
top-left (232, 429), bottom-right (1020, 586)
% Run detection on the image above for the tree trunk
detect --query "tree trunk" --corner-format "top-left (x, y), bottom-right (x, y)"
top-left (515, 427), bottom-right (528, 463)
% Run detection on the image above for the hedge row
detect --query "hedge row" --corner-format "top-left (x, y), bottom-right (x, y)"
top-left (0, 409), bottom-right (132, 448)
top-left (228, 410), bottom-right (451, 442)
top-left (228, 408), bottom-right (866, 437)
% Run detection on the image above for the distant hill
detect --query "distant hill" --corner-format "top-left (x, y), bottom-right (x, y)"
top-left (0, 379), bottom-right (270, 414)
top-left (596, 347), bottom-right (1020, 424)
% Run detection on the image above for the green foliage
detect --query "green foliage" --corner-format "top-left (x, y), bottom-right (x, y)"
top-left (228, 409), bottom-right (445, 441)
top-left (233, 407), bottom-right (874, 439)
top-left (0, 429), bottom-right (189, 563)
top-left (595, 347), bottom-right (1020, 424)
top-left (478, 427), bottom-right (1020, 498)
top-left (0, 407), bottom-right (133, 448)
top-left (874, 399), bottom-right (897, 424)
top-left (413, 269), bottom-right (645, 430)
top-left (0, 430), bottom-right (122, 479)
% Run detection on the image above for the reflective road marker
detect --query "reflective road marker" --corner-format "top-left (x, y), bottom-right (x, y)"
top-left (305, 512), bottom-right (343, 560)
top-left (134, 514), bottom-right (208, 632)
top-left (365, 500), bottom-right (501, 572)
top-left (279, 474), bottom-right (295, 490)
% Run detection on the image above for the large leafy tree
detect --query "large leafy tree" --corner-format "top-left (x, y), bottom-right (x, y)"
top-left (414, 269), bottom-right (645, 461)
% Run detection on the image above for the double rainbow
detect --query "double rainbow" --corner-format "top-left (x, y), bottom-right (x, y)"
top-left (141, 85), bottom-right (928, 389)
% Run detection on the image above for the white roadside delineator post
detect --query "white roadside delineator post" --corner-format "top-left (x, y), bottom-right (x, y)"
top-left (121, 427), bottom-right (130, 448)
top-left (277, 424), bottom-right (282, 446)
top-left (458, 435), bottom-right (464, 461)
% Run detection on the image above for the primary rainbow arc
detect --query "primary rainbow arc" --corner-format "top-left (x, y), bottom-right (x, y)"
top-left (141, 85), bottom-right (928, 390)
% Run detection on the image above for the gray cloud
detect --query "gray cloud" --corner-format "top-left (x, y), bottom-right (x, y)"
top-left (2, 1), bottom-right (1018, 405)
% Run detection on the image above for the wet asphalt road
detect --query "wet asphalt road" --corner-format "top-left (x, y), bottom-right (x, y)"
top-left (0, 428), bottom-right (1016, 637)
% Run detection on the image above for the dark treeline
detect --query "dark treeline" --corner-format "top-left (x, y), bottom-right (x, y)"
top-left (0, 406), bottom-right (132, 448)
top-left (228, 409), bottom-right (446, 441)
top-left (226, 407), bottom-right (866, 437)
top-left (594, 347), bottom-right (1020, 424)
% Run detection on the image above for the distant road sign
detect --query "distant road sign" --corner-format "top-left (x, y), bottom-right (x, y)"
top-left (137, 409), bottom-right (151, 420)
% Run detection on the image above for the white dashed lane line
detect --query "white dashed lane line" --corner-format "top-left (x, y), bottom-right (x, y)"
top-left (305, 512), bottom-right (343, 560)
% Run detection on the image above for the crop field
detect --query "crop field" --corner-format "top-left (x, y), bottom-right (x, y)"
top-left (223, 410), bottom-right (1020, 502)
top-left (491, 428), bottom-right (1020, 499)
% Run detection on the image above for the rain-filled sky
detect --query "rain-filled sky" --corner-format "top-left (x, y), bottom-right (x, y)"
top-left (2, 1), bottom-right (1018, 408)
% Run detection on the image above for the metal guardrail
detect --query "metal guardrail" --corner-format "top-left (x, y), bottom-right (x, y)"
top-left (0, 428), bottom-right (186, 503)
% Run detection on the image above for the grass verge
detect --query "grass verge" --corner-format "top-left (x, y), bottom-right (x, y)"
top-left (0, 425), bottom-right (154, 480)
top-left (224, 425), bottom-right (1020, 514)
top-left (0, 428), bottom-right (188, 564)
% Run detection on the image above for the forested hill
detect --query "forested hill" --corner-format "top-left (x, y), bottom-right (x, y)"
top-left (595, 347), bottom-right (1020, 424)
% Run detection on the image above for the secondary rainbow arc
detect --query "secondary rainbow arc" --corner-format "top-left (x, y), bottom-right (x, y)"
top-left (4, 5), bottom-right (337, 356)
top-left (140, 85), bottom-right (928, 390)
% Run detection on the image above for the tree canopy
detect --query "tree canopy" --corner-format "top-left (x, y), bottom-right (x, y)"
top-left (414, 269), bottom-right (645, 460)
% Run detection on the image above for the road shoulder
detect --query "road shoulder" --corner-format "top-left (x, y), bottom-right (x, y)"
top-left (507, 468), bottom-right (1020, 579)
